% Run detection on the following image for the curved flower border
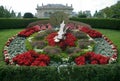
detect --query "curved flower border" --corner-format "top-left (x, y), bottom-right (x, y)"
top-left (3, 24), bottom-right (118, 66)
top-left (3, 34), bottom-right (17, 64)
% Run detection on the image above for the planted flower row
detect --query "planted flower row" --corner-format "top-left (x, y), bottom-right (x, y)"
top-left (79, 27), bottom-right (102, 38)
top-left (18, 24), bottom-right (52, 37)
top-left (75, 52), bottom-right (109, 65)
top-left (12, 50), bottom-right (50, 66)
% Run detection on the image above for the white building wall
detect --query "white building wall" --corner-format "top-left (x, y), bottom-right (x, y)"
top-left (36, 4), bottom-right (73, 18)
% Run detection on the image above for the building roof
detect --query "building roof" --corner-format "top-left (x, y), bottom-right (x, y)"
top-left (36, 4), bottom-right (73, 10)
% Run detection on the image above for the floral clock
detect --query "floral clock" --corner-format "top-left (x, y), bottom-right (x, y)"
top-left (3, 21), bottom-right (118, 67)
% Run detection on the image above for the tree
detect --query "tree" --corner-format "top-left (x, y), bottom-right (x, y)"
top-left (100, 7), bottom-right (114, 18)
top-left (0, 6), bottom-right (17, 18)
top-left (11, 10), bottom-right (16, 18)
top-left (49, 11), bottom-right (69, 27)
top-left (23, 12), bottom-right (34, 18)
top-left (100, 1), bottom-right (120, 18)
top-left (93, 10), bottom-right (105, 18)
top-left (0, 6), bottom-right (11, 18)
top-left (17, 12), bottom-right (22, 18)
top-left (77, 11), bottom-right (91, 18)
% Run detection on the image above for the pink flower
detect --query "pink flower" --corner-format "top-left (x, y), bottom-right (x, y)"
top-left (41, 25), bottom-right (47, 30)
top-left (46, 23), bottom-right (52, 29)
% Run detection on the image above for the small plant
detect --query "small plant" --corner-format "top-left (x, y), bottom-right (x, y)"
top-left (45, 29), bottom-right (56, 34)
top-left (31, 41), bottom-right (47, 49)
top-left (34, 31), bottom-right (47, 40)
top-left (43, 46), bottom-right (61, 55)
top-left (71, 30), bottom-right (88, 39)
top-left (66, 47), bottom-right (81, 54)
top-left (77, 39), bottom-right (94, 49)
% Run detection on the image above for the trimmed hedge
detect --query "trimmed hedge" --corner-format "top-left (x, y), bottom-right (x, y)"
top-left (0, 18), bottom-right (120, 29)
top-left (70, 18), bottom-right (120, 30)
top-left (0, 18), bottom-right (48, 29)
top-left (0, 64), bottom-right (120, 81)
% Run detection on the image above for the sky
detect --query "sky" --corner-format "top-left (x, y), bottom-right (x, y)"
top-left (0, 0), bottom-right (118, 16)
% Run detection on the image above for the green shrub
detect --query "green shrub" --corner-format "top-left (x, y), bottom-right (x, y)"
top-left (0, 18), bottom-right (48, 29)
top-left (1, 18), bottom-right (120, 30)
top-left (23, 12), bottom-right (34, 18)
top-left (70, 18), bottom-right (120, 30)
top-left (0, 64), bottom-right (120, 81)
top-left (0, 65), bottom-right (59, 81)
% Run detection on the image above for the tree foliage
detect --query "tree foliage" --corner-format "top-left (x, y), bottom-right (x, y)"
top-left (23, 12), bottom-right (34, 18)
top-left (78, 11), bottom-right (92, 18)
top-left (0, 6), bottom-right (17, 18)
top-left (93, 10), bottom-right (106, 18)
top-left (17, 12), bottom-right (22, 18)
top-left (49, 11), bottom-right (69, 27)
top-left (99, 1), bottom-right (120, 18)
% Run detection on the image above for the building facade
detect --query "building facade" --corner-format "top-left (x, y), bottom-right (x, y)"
top-left (35, 4), bottom-right (73, 18)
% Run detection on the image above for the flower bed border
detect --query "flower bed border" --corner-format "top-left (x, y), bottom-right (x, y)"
top-left (3, 24), bottom-right (118, 66)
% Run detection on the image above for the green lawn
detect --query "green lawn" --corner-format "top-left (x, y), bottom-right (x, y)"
top-left (0, 29), bottom-right (23, 64)
top-left (0, 28), bottom-right (120, 65)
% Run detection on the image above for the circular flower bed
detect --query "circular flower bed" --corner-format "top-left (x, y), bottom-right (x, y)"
top-left (3, 22), bottom-right (118, 66)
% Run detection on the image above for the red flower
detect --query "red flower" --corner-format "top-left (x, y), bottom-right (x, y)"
top-left (74, 52), bottom-right (109, 65)
top-left (5, 58), bottom-right (9, 64)
top-left (18, 26), bottom-right (41, 37)
top-left (46, 32), bottom-right (77, 50)
top-left (75, 56), bottom-right (85, 65)
top-left (80, 27), bottom-right (102, 38)
top-left (90, 54), bottom-right (102, 61)
top-left (12, 50), bottom-right (50, 66)
top-left (39, 61), bottom-right (47, 66)
top-left (99, 56), bottom-right (109, 64)
top-left (84, 52), bottom-right (95, 58)
top-left (91, 60), bottom-right (98, 64)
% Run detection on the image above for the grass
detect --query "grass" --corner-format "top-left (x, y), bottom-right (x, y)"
top-left (0, 29), bottom-right (23, 64)
top-left (0, 28), bottom-right (120, 65)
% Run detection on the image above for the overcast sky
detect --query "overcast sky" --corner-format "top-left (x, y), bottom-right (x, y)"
top-left (0, 0), bottom-right (118, 16)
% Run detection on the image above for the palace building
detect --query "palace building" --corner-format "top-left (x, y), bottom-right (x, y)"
top-left (35, 4), bottom-right (73, 18)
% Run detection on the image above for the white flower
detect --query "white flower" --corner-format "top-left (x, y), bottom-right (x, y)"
top-left (109, 57), bottom-right (116, 64)
top-left (27, 37), bottom-right (34, 42)
top-left (34, 47), bottom-right (43, 52)
top-left (61, 57), bottom-right (69, 62)
top-left (4, 46), bottom-right (8, 50)
top-left (88, 45), bottom-right (93, 51)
